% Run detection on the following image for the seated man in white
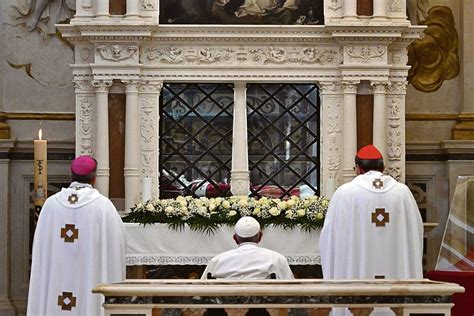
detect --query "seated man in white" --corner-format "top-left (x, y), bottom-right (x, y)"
top-left (201, 216), bottom-right (294, 279)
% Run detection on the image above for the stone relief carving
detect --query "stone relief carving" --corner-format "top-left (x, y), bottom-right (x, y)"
top-left (389, 47), bottom-right (408, 66)
top-left (327, 0), bottom-right (342, 11)
top-left (139, 96), bottom-right (159, 194)
top-left (387, 123), bottom-right (402, 160)
top-left (388, 165), bottom-right (402, 181)
top-left (388, 98), bottom-right (401, 119)
top-left (79, 48), bottom-right (92, 61)
top-left (78, 97), bottom-right (95, 155)
top-left (141, 0), bottom-right (157, 11)
top-left (141, 46), bottom-right (341, 66)
top-left (389, 0), bottom-right (403, 12)
top-left (91, 80), bottom-right (113, 92)
top-left (96, 45), bottom-right (139, 62)
top-left (323, 97), bottom-right (343, 181)
top-left (346, 45), bottom-right (386, 64)
top-left (342, 81), bottom-right (358, 93)
top-left (9, 0), bottom-right (75, 34)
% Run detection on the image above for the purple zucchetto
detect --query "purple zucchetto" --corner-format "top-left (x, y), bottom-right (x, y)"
top-left (71, 155), bottom-right (97, 176)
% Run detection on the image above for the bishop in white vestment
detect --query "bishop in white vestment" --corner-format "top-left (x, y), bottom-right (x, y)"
top-left (202, 216), bottom-right (294, 280)
top-left (320, 145), bottom-right (423, 280)
top-left (27, 156), bottom-right (126, 316)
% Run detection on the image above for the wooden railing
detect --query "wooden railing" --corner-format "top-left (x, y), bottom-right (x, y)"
top-left (93, 279), bottom-right (464, 316)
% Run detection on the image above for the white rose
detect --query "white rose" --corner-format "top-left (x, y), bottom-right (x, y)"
top-left (228, 210), bottom-right (237, 216)
top-left (222, 201), bottom-right (231, 209)
top-left (322, 200), bottom-right (329, 208)
top-left (209, 203), bottom-right (216, 211)
top-left (296, 209), bottom-right (306, 217)
top-left (136, 203), bottom-right (143, 208)
top-left (253, 207), bottom-right (261, 216)
top-left (146, 204), bottom-right (155, 212)
top-left (179, 200), bottom-right (187, 207)
top-left (165, 206), bottom-right (174, 214)
top-left (269, 207), bottom-right (280, 216)
top-left (316, 212), bottom-right (324, 220)
top-left (285, 210), bottom-right (294, 218)
top-left (287, 199), bottom-right (296, 207)
top-left (180, 206), bottom-right (188, 214)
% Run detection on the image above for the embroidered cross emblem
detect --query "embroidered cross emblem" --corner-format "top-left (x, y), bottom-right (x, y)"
top-left (67, 194), bottom-right (79, 204)
top-left (371, 208), bottom-right (390, 227)
top-left (57, 291), bottom-right (77, 311)
top-left (60, 224), bottom-right (79, 243)
top-left (372, 178), bottom-right (384, 189)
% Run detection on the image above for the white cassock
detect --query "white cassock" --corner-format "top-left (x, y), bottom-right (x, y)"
top-left (201, 242), bottom-right (294, 279)
top-left (27, 182), bottom-right (126, 316)
top-left (320, 170), bottom-right (423, 280)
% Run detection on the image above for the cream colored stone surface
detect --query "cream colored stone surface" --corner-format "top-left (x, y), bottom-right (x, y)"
top-left (406, 121), bottom-right (456, 142)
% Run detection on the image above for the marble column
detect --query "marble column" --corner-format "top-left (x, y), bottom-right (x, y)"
top-left (92, 80), bottom-right (113, 196)
top-left (0, 140), bottom-right (16, 316)
top-left (95, 0), bottom-right (110, 18)
top-left (124, 81), bottom-right (140, 210)
top-left (230, 82), bottom-right (250, 196)
top-left (343, 0), bottom-right (357, 19)
top-left (371, 81), bottom-right (388, 160)
top-left (319, 82), bottom-right (344, 198)
top-left (342, 81), bottom-right (358, 182)
top-left (373, 0), bottom-right (387, 19)
top-left (125, 0), bottom-right (140, 18)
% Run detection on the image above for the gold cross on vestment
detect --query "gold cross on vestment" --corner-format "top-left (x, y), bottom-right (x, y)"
top-left (57, 291), bottom-right (77, 311)
top-left (372, 178), bottom-right (384, 189)
top-left (371, 208), bottom-right (390, 227)
top-left (67, 193), bottom-right (79, 204)
top-left (60, 224), bottom-right (79, 243)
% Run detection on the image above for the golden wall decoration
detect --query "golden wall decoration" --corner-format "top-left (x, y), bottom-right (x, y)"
top-left (408, 6), bottom-right (459, 92)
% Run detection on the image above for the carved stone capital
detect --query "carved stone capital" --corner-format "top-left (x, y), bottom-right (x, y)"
top-left (91, 80), bottom-right (113, 92)
top-left (139, 81), bottom-right (163, 94)
top-left (73, 80), bottom-right (94, 93)
top-left (319, 81), bottom-right (343, 94)
top-left (123, 80), bottom-right (141, 93)
top-left (387, 81), bottom-right (408, 94)
top-left (342, 81), bottom-right (359, 93)
top-left (370, 81), bottom-right (390, 94)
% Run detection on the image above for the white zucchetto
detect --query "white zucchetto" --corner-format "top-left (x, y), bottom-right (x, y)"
top-left (235, 216), bottom-right (260, 238)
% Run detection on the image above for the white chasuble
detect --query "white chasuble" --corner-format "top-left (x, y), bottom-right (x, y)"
top-left (320, 171), bottom-right (423, 280)
top-left (201, 242), bottom-right (294, 280)
top-left (27, 182), bottom-right (126, 316)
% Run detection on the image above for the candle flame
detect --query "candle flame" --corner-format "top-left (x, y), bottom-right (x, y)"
top-left (38, 129), bottom-right (42, 140)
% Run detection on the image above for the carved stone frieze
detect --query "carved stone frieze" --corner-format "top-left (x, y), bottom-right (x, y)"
top-left (140, 46), bottom-right (342, 66)
top-left (78, 97), bottom-right (95, 156)
top-left (96, 45), bottom-right (139, 62)
top-left (345, 45), bottom-right (387, 64)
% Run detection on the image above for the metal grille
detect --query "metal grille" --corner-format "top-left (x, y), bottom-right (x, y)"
top-left (247, 84), bottom-right (320, 199)
top-left (160, 83), bottom-right (233, 198)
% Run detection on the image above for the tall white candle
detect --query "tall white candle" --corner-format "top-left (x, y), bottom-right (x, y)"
top-left (142, 176), bottom-right (152, 203)
top-left (34, 129), bottom-right (47, 209)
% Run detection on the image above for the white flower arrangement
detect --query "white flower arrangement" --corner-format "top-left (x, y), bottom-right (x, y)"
top-left (123, 195), bottom-right (329, 233)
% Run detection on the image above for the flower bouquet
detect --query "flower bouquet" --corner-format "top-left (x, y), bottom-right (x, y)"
top-left (123, 195), bottom-right (329, 234)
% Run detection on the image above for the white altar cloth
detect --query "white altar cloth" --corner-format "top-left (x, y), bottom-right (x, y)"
top-left (125, 223), bottom-right (321, 266)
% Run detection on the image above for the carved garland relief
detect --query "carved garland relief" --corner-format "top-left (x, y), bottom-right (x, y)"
top-left (96, 45), bottom-right (139, 62)
top-left (345, 45), bottom-right (386, 64)
top-left (140, 46), bottom-right (342, 66)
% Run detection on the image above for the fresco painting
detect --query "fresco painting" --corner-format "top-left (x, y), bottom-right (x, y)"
top-left (160, 0), bottom-right (324, 25)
